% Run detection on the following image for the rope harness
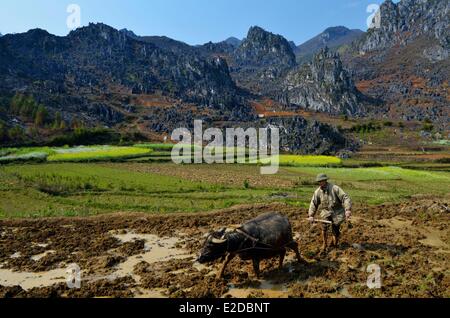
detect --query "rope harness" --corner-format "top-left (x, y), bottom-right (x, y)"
top-left (230, 228), bottom-right (295, 254)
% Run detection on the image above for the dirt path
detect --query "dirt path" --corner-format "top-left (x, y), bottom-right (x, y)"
top-left (0, 199), bottom-right (448, 298)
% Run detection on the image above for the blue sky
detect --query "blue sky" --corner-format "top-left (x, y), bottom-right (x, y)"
top-left (0, 0), bottom-right (390, 45)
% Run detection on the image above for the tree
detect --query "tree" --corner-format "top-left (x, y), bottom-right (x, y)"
top-left (8, 126), bottom-right (24, 141)
top-left (422, 119), bottom-right (434, 132)
top-left (53, 111), bottom-right (62, 129)
top-left (27, 126), bottom-right (39, 138)
top-left (0, 122), bottom-right (7, 141)
top-left (0, 96), bottom-right (10, 113)
top-left (60, 120), bottom-right (67, 130)
top-left (422, 123), bottom-right (434, 132)
top-left (10, 93), bottom-right (40, 121)
top-left (10, 93), bottom-right (24, 114)
top-left (71, 117), bottom-right (81, 129)
top-left (20, 95), bottom-right (37, 118)
top-left (34, 105), bottom-right (48, 127)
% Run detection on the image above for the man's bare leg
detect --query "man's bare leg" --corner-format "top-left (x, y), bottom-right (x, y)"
top-left (320, 227), bottom-right (328, 256)
top-left (331, 225), bottom-right (340, 248)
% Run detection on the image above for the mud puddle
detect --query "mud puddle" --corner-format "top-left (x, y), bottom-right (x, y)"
top-left (0, 268), bottom-right (67, 290)
top-left (0, 231), bottom-right (193, 292)
top-left (1, 249), bottom-right (65, 290)
top-left (417, 228), bottom-right (448, 249)
top-left (108, 231), bottom-right (193, 281)
top-left (379, 217), bottom-right (448, 249)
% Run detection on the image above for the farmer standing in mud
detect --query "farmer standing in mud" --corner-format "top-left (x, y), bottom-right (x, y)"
top-left (308, 174), bottom-right (352, 256)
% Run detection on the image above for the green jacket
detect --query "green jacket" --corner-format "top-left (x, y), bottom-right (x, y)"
top-left (308, 183), bottom-right (352, 219)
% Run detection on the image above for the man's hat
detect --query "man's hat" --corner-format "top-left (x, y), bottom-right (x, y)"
top-left (316, 173), bottom-right (329, 182)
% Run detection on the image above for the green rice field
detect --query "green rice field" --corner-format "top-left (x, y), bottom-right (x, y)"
top-left (0, 158), bottom-right (448, 218)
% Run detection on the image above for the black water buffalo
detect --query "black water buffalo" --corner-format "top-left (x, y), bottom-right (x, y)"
top-left (197, 212), bottom-right (304, 278)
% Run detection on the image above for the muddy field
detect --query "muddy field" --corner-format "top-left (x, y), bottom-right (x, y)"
top-left (0, 197), bottom-right (449, 298)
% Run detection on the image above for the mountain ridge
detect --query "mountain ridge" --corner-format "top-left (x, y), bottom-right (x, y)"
top-left (342, 0), bottom-right (449, 125)
top-left (295, 26), bottom-right (364, 64)
top-left (0, 0), bottom-right (448, 147)
top-left (0, 23), bottom-right (253, 127)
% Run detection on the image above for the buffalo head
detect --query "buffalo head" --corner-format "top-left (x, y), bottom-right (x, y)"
top-left (197, 228), bottom-right (229, 263)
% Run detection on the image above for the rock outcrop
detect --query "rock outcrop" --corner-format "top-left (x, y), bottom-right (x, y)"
top-left (281, 48), bottom-right (366, 115)
top-left (231, 26), bottom-right (297, 94)
top-left (266, 116), bottom-right (353, 155)
top-left (344, 0), bottom-right (449, 125)
top-left (358, 0), bottom-right (449, 53)
top-left (234, 26), bottom-right (296, 70)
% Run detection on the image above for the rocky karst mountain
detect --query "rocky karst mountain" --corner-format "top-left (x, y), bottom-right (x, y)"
top-left (189, 26), bottom-right (369, 117)
top-left (231, 26), bottom-right (297, 94)
top-left (141, 36), bottom-right (197, 55)
top-left (234, 26), bottom-right (296, 68)
top-left (119, 28), bottom-right (140, 40)
top-left (357, 0), bottom-right (449, 53)
top-left (0, 23), bottom-right (354, 153)
top-left (280, 48), bottom-right (367, 115)
top-left (343, 0), bottom-right (449, 125)
top-left (0, 23), bottom-right (253, 128)
top-left (144, 111), bottom-right (352, 155)
top-left (199, 40), bottom-right (236, 56)
top-left (224, 37), bottom-right (242, 48)
top-left (295, 26), bottom-right (364, 64)
top-left (1, 0), bottom-right (447, 148)
top-left (196, 37), bottom-right (243, 57)
top-left (266, 116), bottom-right (352, 154)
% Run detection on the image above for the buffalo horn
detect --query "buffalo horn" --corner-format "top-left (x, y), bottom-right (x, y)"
top-left (211, 238), bottom-right (227, 244)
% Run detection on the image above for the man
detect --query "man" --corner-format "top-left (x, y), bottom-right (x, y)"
top-left (308, 173), bottom-right (352, 256)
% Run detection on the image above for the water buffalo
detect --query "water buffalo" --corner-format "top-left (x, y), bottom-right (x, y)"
top-left (197, 212), bottom-right (305, 278)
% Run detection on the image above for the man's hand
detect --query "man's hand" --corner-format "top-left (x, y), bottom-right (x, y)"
top-left (345, 210), bottom-right (352, 221)
top-left (308, 216), bottom-right (315, 224)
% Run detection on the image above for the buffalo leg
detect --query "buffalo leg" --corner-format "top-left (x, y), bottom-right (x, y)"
top-left (218, 253), bottom-right (235, 279)
top-left (288, 241), bottom-right (307, 264)
top-left (252, 258), bottom-right (261, 278)
top-left (279, 249), bottom-right (286, 270)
